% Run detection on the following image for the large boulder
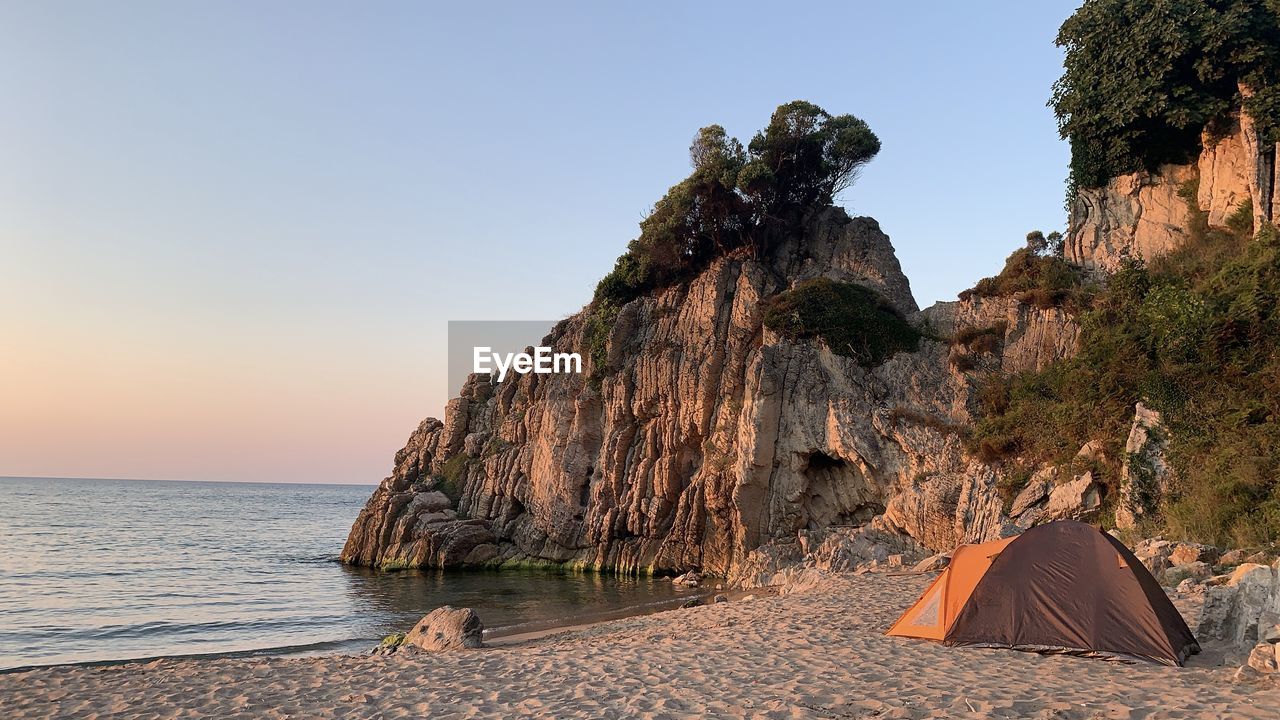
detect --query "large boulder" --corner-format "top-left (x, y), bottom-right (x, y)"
top-left (1043, 472), bottom-right (1102, 521)
top-left (1169, 541), bottom-right (1221, 567)
top-left (1197, 562), bottom-right (1280, 660)
top-left (403, 606), bottom-right (484, 652)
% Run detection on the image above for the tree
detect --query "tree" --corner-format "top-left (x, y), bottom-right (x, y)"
top-left (741, 101), bottom-right (881, 221)
top-left (1052, 0), bottom-right (1280, 189)
top-left (593, 101), bottom-right (880, 308)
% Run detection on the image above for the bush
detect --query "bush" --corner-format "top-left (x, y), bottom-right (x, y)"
top-left (951, 322), bottom-right (1006, 355)
top-left (960, 247), bottom-right (1090, 309)
top-left (762, 279), bottom-right (920, 367)
top-left (969, 216), bottom-right (1280, 546)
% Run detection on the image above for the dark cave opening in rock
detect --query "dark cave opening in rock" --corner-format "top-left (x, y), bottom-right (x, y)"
top-left (799, 450), bottom-right (881, 529)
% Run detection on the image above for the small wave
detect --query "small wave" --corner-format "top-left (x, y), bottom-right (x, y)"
top-left (0, 637), bottom-right (368, 675)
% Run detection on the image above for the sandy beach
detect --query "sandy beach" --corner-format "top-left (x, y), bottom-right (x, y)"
top-left (3, 572), bottom-right (1275, 720)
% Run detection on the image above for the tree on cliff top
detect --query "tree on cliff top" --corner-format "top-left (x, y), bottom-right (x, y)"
top-left (594, 101), bottom-right (880, 308)
top-left (1052, 0), bottom-right (1280, 189)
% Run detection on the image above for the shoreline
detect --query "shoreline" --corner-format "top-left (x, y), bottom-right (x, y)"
top-left (4, 571), bottom-right (1275, 719)
top-left (0, 583), bottom-right (724, 676)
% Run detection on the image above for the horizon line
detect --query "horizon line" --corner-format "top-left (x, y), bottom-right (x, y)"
top-left (0, 474), bottom-right (379, 487)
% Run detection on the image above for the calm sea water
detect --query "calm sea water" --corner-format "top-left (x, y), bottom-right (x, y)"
top-left (0, 477), bottom-right (690, 671)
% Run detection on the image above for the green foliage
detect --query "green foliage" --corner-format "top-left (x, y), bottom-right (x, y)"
top-left (582, 300), bottom-right (620, 387)
top-left (592, 101), bottom-right (880, 310)
top-left (380, 632), bottom-right (406, 647)
top-left (584, 101), bottom-right (881, 384)
top-left (960, 246), bottom-right (1090, 310)
top-left (951, 322), bottom-right (1007, 355)
top-left (970, 218), bottom-right (1280, 546)
top-left (434, 455), bottom-right (469, 504)
top-left (1053, 0), bottom-right (1280, 188)
top-left (762, 279), bottom-right (920, 367)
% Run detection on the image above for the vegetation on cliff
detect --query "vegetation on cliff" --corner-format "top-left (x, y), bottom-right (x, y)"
top-left (960, 231), bottom-right (1089, 310)
top-left (586, 101), bottom-right (882, 381)
top-left (1053, 0), bottom-right (1280, 189)
top-left (594, 101), bottom-right (880, 310)
top-left (763, 279), bottom-right (921, 367)
top-left (972, 189), bottom-right (1280, 546)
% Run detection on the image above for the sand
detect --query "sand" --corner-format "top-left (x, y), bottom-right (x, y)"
top-left (3, 572), bottom-right (1276, 719)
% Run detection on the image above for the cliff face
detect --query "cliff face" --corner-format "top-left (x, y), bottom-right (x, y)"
top-left (342, 207), bottom-right (1075, 575)
top-left (345, 108), bottom-right (1274, 577)
top-left (1067, 114), bottom-right (1278, 273)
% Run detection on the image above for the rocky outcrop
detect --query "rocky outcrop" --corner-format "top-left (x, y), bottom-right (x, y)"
top-left (1115, 403), bottom-right (1173, 531)
top-left (923, 296), bottom-right (1080, 375)
top-left (1066, 164), bottom-right (1197, 274)
top-left (1198, 561), bottom-right (1280, 664)
top-left (343, 205), bottom-right (1080, 576)
top-left (1066, 110), bottom-right (1277, 273)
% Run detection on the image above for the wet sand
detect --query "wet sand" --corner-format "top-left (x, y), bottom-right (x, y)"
top-left (3, 572), bottom-right (1274, 719)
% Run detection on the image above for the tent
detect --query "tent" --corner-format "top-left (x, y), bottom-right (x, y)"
top-left (886, 520), bottom-right (1199, 666)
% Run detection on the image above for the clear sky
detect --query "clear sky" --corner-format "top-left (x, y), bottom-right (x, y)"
top-left (1, 1), bottom-right (1078, 484)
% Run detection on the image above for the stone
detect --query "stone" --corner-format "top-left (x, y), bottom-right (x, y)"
top-left (741, 594), bottom-right (757, 602)
top-left (1115, 403), bottom-right (1172, 530)
top-left (1043, 472), bottom-right (1102, 521)
top-left (713, 594), bottom-right (728, 604)
top-left (912, 553), bottom-right (950, 573)
top-left (672, 571), bottom-right (703, 587)
top-left (801, 523), bottom-right (927, 575)
top-left (1159, 562), bottom-right (1211, 587)
top-left (1176, 578), bottom-right (1204, 595)
top-left (1263, 624), bottom-right (1280, 644)
top-left (1246, 551), bottom-right (1276, 566)
top-left (403, 606), bottom-right (484, 652)
top-left (1248, 642), bottom-right (1279, 673)
top-left (1169, 542), bottom-right (1221, 567)
top-left (371, 632), bottom-right (407, 656)
top-left (680, 598), bottom-right (701, 609)
top-left (1075, 440), bottom-right (1108, 465)
top-left (1196, 563), bottom-right (1279, 659)
top-left (1234, 664), bottom-right (1263, 683)
top-left (1132, 538), bottom-right (1174, 576)
top-left (1221, 549), bottom-right (1250, 567)
top-left (1009, 471), bottom-right (1053, 518)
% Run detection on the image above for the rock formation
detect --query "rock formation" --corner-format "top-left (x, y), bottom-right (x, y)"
top-left (1114, 403), bottom-right (1173, 531)
top-left (1067, 111), bottom-right (1278, 273)
top-left (343, 101), bottom-right (1273, 581)
top-left (1198, 561), bottom-right (1280, 667)
top-left (342, 207), bottom-right (1055, 576)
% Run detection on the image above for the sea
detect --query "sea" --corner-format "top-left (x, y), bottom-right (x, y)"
top-left (0, 477), bottom-right (692, 672)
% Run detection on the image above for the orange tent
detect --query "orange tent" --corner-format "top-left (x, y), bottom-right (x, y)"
top-left (886, 521), bottom-right (1199, 666)
top-left (886, 535), bottom-right (1015, 641)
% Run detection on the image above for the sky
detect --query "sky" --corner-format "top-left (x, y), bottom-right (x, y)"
top-left (0, 1), bottom-right (1078, 484)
